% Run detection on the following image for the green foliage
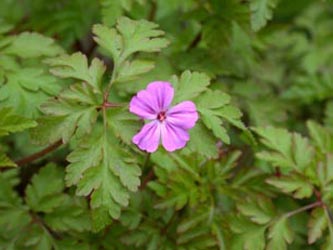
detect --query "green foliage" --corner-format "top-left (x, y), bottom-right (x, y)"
top-left (1, 0), bottom-right (333, 249)
top-left (0, 30), bottom-right (64, 117)
top-left (266, 175), bottom-right (313, 199)
top-left (66, 131), bottom-right (141, 227)
top-left (0, 166), bottom-right (90, 249)
top-left (250, 0), bottom-right (278, 31)
top-left (93, 17), bottom-right (168, 67)
top-left (308, 208), bottom-right (327, 244)
top-left (0, 107), bottom-right (36, 167)
top-left (266, 216), bottom-right (294, 250)
top-left (0, 153), bottom-right (16, 167)
top-left (254, 126), bottom-right (314, 171)
top-left (170, 71), bottom-right (245, 150)
top-left (24, 0), bottom-right (100, 48)
top-left (100, 0), bottom-right (145, 27)
top-left (0, 107), bottom-right (36, 136)
top-left (29, 18), bottom-right (169, 230)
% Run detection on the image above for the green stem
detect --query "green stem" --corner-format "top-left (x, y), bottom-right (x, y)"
top-left (143, 153), bottom-right (151, 168)
top-left (103, 63), bottom-right (117, 103)
top-left (101, 61), bottom-right (119, 129)
top-left (140, 154), bottom-right (153, 190)
top-left (102, 107), bottom-right (108, 131)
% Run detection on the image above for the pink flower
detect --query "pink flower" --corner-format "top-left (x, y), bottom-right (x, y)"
top-left (129, 81), bottom-right (198, 153)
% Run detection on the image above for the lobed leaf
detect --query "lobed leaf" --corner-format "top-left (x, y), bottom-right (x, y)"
top-left (31, 83), bottom-right (100, 145)
top-left (254, 126), bottom-right (314, 171)
top-left (25, 164), bottom-right (66, 213)
top-left (0, 152), bottom-right (16, 168)
top-left (266, 175), bottom-right (313, 199)
top-left (2, 32), bottom-right (63, 58)
top-left (237, 196), bottom-right (275, 224)
top-left (171, 71), bottom-right (210, 103)
top-left (93, 17), bottom-right (168, 66)
top-left (0, 107), bottom-right (37, 136)
top-left (266, 216), bottom-right (294, 250)
top-left (196, 89), bottom-right (246, 145)
top-left (250, 0), bottom-right (278, 31)
top-left (307, 208), bottom-right (328, 244)
top-left (66, 130), bottom-right (141, 227)
top-left (46, 52), bottom-right (106, 91)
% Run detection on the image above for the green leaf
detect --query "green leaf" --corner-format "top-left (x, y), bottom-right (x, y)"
top-left (171, 71), bottom-right (210, 103)
top-left (214, 106), bottom-right (246, 131)
top-left (254, 127), bottom-right (293, 167)
top-left (46, 52), bottom-right (106, 91)
top-left (116, 59), bottom-right (155, 82)
top-left (266, 175), bottom-right (313, 199)
top-left (66, 130), bottom-right (141, 227)
top-left (0, 152), bottom-right (16, 168)
top-left (44, 198), bottom-right (91, 232)
top-left (117, 17), bottom-right (169, 59)
top-left (31, 53), bottom-right (105, 144)
top-left (307, 208), bottom-right (327, 244)
top-left (19, 224), bottom-right (53, 250)
top-left (317, 154), bottom-right (333, 187)
top-left (2, 32), bottom-right (63, 58)
top-left (100, 0), bottom-right (126, 27)
top-left (108, 108), bottom-right (141, 145)
top-left (0, 20), bottom-right (14, 34)
top-left (237, 196), bottom-right (275, 224)
top-left (200, 110), bottom-right (230, 144)
top-left (254, 127), bottom-right (314, 171)
top-left (186, 122), bottom-right (218, 158)
top-left (0, 59), bottom-right (64, 117)
top-left (177, 228), bottom-right (214, 246)
top-left (153, 165), bottom-right (201, 210)
top-left (25, 164), bottom-right (66, 213)
top-left (197, 90), bottom-right (231, 110)
top-left (0, 169), bottom-right (30, 234)
top-left (266, 217), bottom-right (293, 250)
top-left (93, 18), bottom-right (169, 65)
top-left (21, 0), bottom-right (99, 48)
top-left (100, 0), bottom-right (133, 26)
top-left (212, 223), bottom-right (227, 250)
top-left (284, 74), bottom-right (333, 103)
top-left (322, 224), bottom-right (333, 250)
top-left (30, 83), bottom-right (100, 145)
top-left (250, 0), bottom-right (278, 31)
top-left (0, 107), bottom-right (37, 136)
top-left (307, 121), bottom-right (333, 154)
top-left (196, 90), bottom-right (245, 144)
top-left (93, 24), bottom-right (122, 63)
top-left (177, 211), bottom-right (209, 234)
top-left (230, 215), bottom-right (266, 250)
top-left (154, 183), bottom-right (193, 210)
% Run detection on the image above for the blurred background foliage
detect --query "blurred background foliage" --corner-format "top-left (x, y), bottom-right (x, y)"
top-left (1, 0), bottom-right (333, 249)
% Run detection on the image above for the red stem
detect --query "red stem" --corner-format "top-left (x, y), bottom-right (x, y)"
top-left (140, 170), bottom-right (155, 190)
top-left (15, 140), bottom-right (63, 166)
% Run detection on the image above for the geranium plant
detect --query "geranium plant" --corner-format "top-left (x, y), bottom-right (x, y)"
top-left (1, 0), bottom-right (333, 249)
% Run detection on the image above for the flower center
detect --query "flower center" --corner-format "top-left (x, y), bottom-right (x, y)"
top-left (157, 111), bottom-right (167, 122)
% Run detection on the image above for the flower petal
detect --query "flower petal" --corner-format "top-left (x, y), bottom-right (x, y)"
top-left (166, 101), bottom-right (198, 129)
top-left (146, 81), bottom-right (174, 111)
top-left (132, 121), bottom-right (161, 152)
top-left (161, 122), bottom-right (190, 152)
top-left (129, 93), bottom-right (158, 120)
top-left (129, 81), bottom-right (174, 119)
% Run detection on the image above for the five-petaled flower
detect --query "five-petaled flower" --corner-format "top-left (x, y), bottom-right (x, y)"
top-left (129, 81), bottom-right (198, 153)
